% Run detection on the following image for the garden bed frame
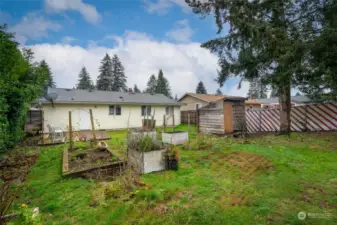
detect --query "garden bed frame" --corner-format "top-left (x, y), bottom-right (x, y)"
top-left (62, 148), bottom-right (127, 180)
top-left (128, 148), bottom-right (167, 174)
top-left (162, 131), bottom-right (188, 145)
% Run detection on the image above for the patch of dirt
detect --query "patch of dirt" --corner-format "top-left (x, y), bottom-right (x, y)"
top-left (223, 151), bottom-right (273, 174)
top-left (0, 153), bottom-right (38, 182)
top-left (220, 193), bottom-right (248, 208)
top-left (69, 148), bottom-right (118, 171)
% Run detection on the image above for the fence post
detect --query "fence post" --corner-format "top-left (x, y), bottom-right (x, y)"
top-left (68, 111), bottom-right (73, 150)
top-left (188, 112), bottom-right (190, 133)
top-left (196, 109), bottom-right (200, 133)
top-left (163, 115), bottom-right (166, 132)
top-left (89, 109), bottom-right (97, 143)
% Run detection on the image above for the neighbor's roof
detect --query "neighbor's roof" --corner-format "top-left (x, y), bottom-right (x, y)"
top-left (256, 95), bottom-right (312, 104)
top-left (178, 93), bottom-right (247, 102)
top-left (38, 88), bottom-right (182, 105)
top-left (245, 99), bottom-right (262, 105)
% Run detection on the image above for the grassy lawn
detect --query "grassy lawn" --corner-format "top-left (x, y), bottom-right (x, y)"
top-left (12, 125), bottom-right (337, 224)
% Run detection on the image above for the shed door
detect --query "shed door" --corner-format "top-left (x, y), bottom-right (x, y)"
top-left (79, 109), bottom-right (91, 130)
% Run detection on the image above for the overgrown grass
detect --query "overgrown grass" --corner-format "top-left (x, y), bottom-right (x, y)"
top-left (10, 126), bottom-right (337, 224)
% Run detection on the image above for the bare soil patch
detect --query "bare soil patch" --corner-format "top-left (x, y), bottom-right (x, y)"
top-left (223, 151), bottom-right (273, 174)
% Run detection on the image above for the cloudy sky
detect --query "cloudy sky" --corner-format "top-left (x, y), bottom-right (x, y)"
top-left (1, 0), bottom-right (249, 97)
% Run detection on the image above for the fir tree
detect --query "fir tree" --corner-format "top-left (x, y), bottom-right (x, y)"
top-left (187, 0), bottom-right (329, 132)
top-left (174, 94), bottom-right (178, 100)
top-left (111, 54), bottom-right (127, 92)
top-left (39, 60), bottom-right (55, 90)
top-left (133, 84), bottom-right (141, 93)
top-left (247, 78), bottom-right (267, 99)
top-left (96, 53), bottom-right (113, 91)
top-left (215, 88), bottom-right (223, 95)
top-left (295, 92), bottom-right (301, 96)
top-left (145, 74), bottom-right (157, 94)
top-left (155, 69), bottom-right (172, 98)
top-left (196, 81), bottom-right (207, 94)
top-left (76, 67), bottom-right (94, 90)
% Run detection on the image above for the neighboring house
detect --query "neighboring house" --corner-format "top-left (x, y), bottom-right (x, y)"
top-left (256, 95), bottom-right (312, 109)
top-left (245, 99), bottom-right (262, 110)
top-left (178, 93), bottom-right (233, 111)
top-left (37, 88), bottom-right (181, 133)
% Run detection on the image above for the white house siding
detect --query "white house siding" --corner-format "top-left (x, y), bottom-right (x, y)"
top-left (41, 103), bottom-right (181, 132)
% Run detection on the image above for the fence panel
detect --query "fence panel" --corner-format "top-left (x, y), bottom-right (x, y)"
top-left (198, 108), bottom-right (224, 134)
top-left (180, 110), bottom-right (198, 124)
top-left (246, 103), bottom-right (337, 133)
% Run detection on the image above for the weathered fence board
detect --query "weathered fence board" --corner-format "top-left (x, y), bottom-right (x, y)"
top-left (180, 111), bottom-right (197, 124)
top-left (246, 103), bottom-right (337, 133)
top-left (198, 108), bottom-right (224, 134)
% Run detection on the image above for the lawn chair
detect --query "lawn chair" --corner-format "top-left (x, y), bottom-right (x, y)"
top-left (47, 124), bottom-right (65, 143)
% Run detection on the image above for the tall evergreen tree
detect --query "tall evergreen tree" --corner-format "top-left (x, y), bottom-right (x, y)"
top-left (39, 60), bottom-right (55, 90)
top-left (295, 92), bottom-right (301, 96)
top-left (76, 67), bottom-right (94, 90)
top-left (145, 74), bottom-right (157, 94)
top-left (215, 88), bottom-right (223, 95)
top-left (111, 54), bottom-right (127, 92)
top-left (96, 53), bottom-right (113, 91)
top-left (155, 69), bottom-right (172, 98)
top-left (174, 94), bottom-right (178, 100)
top-left (133, 84), bottom-right (141, 93)
top-left (247, 78), bottom-right (267, 99)
top-left (196, 81), bottom-right (207, 94)
top-left (187, 0), bottom-right (329, 133)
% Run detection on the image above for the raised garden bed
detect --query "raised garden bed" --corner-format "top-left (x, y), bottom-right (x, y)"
top-left (128, 148), bottom-right (167, 174)
top-left (162, 131), bottom-right (188, 145)
top-left (62, 146), bottom-right (126, 181)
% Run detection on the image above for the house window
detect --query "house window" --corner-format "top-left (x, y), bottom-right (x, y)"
top-left (109, 105), bottom-right (121, 115)
top-left (165, 106), bottom-right (174, 115)
top-left (196, 104), bottom-right (201, 110)
top-left (141, 105), bottom-right (151, 116)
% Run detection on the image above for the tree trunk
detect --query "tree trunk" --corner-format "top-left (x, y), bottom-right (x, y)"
top-left (278, 79), bottom-right (291, 134)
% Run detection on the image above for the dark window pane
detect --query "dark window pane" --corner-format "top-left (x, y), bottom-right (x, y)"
top-left (116, 105), bottom-right (121, 115)
top-left (147, 106), bottom-right (151, 116)
top-left (109, 105), bottom-right (114, 115)
top-left (141, 106), bottom-right (146, 116)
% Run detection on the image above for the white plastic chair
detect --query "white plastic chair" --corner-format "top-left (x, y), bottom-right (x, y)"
top-left (47, 124), bottom-right (64, 143)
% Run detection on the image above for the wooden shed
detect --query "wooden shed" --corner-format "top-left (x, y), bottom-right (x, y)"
top-left (198, 97), bottom-right (247, 134)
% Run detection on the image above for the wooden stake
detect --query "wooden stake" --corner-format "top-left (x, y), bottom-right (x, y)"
top-left (68, 111), bottom-right (73, 150)
top-left (163, 115), bottom-right (166, 132)
top-left (89, 109), bottom-right (97, 143)
top-left (41, 110), bottom-right (45, 145)
top-left (188, 112), bottom-right (190, 133)
top-left (172, 114), bottom-right (175, 132)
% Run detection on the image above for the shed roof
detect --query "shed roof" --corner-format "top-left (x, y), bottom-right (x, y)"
top-left (38, 88), bottom-right (182, 105)
top-left (179, 93), bottom-right (246, 102)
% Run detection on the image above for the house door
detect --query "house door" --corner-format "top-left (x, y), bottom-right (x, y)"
top-left (79, 109), bottom-right (91, 130)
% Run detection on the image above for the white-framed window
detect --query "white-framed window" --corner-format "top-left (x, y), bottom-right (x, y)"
top-left (196, 103), bottom-right (201, 110)
top-left (141, 105), bottom-right (151, 116)
top-left (109, 105), bottom-right (121, 115)
top-left (165, 106), bottom-right (174, 115)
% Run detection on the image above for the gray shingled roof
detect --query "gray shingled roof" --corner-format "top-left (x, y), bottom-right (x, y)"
top-left (38, 88), bottom-right (182, 105)
top-left (256, 95), bottom-right (312, 104)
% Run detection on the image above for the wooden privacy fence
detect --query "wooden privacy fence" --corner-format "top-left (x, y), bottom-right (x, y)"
top-left (181, 110), bottom-right (198, 124)
top-left (246, 103), bottom-right (337, 133)
top-left (198, 108), bottom-right (224, 134)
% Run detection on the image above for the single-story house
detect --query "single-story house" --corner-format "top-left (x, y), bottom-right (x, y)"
top-left (178, 93), bottom-right (247, 134)
top-left (245, 99), bottom-right (262, 110)
top-left (256, 95), bottom-right (312, 109)
top-left (36, 88), bottom-right (182, 133)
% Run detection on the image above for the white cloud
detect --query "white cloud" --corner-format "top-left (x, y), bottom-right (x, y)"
top-left (166, 19), bottom-right (194, 42)
top-left (144, 0), bottom-right (190, 14)
top-left (10, 12), bottom-right (62, 44)
top-left (45, 0), bottom-right (101, 24)
top-left (27, 31), bottom-right (248, 97)
top-left (61, 36), bottom-right (77, 44)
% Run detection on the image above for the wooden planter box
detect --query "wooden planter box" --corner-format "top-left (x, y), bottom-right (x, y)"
top-left (128, 148), bottom-right (167, 174)
top-left (162, 131), bottom-right (188, 145)
top-left (62, 148), bottom-right (126, 180)
top-left (130, 130), bottom-right (157, 141)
